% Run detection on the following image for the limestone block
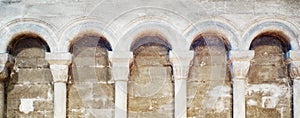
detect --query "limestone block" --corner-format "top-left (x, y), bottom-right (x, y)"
top-left (7, 84), bottom-right (52, 99)
top-left (36, 58), bottom-right (49, 68)
top-left (33, 100), bottom-right (54, 111)
top-left (128, 111), bottom-right (172, 118)
top-left (14, 57), bottom-right (37, 68)
top-left (73, 56), bottom-right (109, 66)
top-left (67, 85), bottom-right (84, 109)
top-left (15, 48), bottom-right (45, 58)
top-left (245, 84), bottom-right (292, 118)
top-left (187, 80), bottom-right (232, 118)
top-left (15, 68), bottom-right (52, 83)
top-left (134, 56), bottom-right (170, 66)
top-left (72, 66), bottom-right (111, 82)
top-left (92, 83), bottom-right (114, 100)
top-left (14, 57), bottom-right (48, 68)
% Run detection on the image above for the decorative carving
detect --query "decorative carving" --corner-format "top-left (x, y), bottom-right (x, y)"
top-left (229, 50), bottom-right (254, 79)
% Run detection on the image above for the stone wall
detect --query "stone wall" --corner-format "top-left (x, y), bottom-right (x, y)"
top-left (187, 35), bottom-right (232, 117)
top-left (6, 35), bottom-right (53, 117)
top-left (67, 35), bottom-right (114, 118)
top-left (0, 0), bottom-right (300, 118)
top-left (246, 35), bottom-right (292, 118)
top-left (128, 41), bottom-right (173, 118)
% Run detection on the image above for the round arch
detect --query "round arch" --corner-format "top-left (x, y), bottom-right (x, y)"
top-left (242, 19), bottom-right (300, 50)
top-left (0, 18), bottom-right (57, 53)
top-left (116, 19), bottom-right (189, 52)
top-left (59, 18), bottom-right (116, 52)
top-left (184, 19), bottom-right (239, 50)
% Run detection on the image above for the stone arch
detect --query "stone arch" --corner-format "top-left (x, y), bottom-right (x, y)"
top-left (246, 31), bottom-right (292, 117)
top-left (60, 18), bottom-right (116, 52)
top-left (69, 32), bottom-right (112, 53)
top-left (7, 32), bottom-right (50, 56)
top-left (184, 19), bottom-right (239, 50)
top-left (100, 6), bottom-right (193, 52)
top-left (130, 33), bottom-right (172, 51)
top-left (5, 32), bottom-right (54, 117)
top-left (128, 35), bottom-right (174, 117)
top-left (115, 19), bottom-right (189, 52)
top-left (242, 19), bottom-right (299, 50)
top-left (67, 33), bottom-right (114, 117)
top-left (190, 33), bottom-right (231, 51)
top-left (187, 33), bottom-right (232, 117)
top-left (0, 18), bottom-right (57, 53)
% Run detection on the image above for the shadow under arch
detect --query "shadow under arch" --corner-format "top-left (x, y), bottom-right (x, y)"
top-left (249, 31), bottom-right (291, 53)
top-left (187, 33), bottom-right (232, 117)
top-left (190, 33), bottom-right (231, 51)
top-left (69, 32), bottom-right (112, 53)
top-left (246, 31), bottom-right (292, 117)
top-left (7, 32), bottom-right (50, 56)
top-left (243, 19), bottom-right (299, 50)
top-left (130, 33), bottom-right (172, 52)
top-left (67, 32), bottom-right (115, 117)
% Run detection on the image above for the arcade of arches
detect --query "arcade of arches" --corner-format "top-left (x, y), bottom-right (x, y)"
top-left (0, 31), bottom-right (298, 118)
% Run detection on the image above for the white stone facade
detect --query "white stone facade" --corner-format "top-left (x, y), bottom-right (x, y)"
top-left (0, 0), bottom-right (300, 117)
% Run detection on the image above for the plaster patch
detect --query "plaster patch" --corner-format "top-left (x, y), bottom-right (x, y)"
top-left (19, 99), bottom-right (35, 114)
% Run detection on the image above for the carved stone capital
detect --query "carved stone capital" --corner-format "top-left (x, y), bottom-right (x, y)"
top-left (109, 51), bottom-right (133, 81)
top-left (169, 51), bottom-right (194, 80)
top-left (45, 52), bottom-right (71, 83)
top-left (229, 50), bottom-right (254, 80)
top-left (45, 52), bottom-right (72, 65)
top-left (0, 53), bottom-right (8, 72)
top-left (287, 50), bottom-right (300, 79)
top-left (0, 53), bottom-right (9, 81)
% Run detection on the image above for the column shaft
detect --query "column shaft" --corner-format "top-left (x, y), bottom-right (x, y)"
top-left (0, 82), bottom-right (4, 118)
top-left (175, 79), bottom-right (186, 118)
top-left (109, 51), bottom-right (132, 118)
top-left (46, 52), bottom-right (71, 118)
top-left (115, 81), bottom-right (127, 118)
top-left (293, 80), bottom-right (300, 118)
top-left (229, 51), bottom-right (254, 118)
top-left (233, 79), bottom-right (245, 118)
top-left (53, 82), bottom-right (66, 118)
top-left (170, 51), bottom-right (193, 118)
top-left (0, 53), bottom-right (8, 117)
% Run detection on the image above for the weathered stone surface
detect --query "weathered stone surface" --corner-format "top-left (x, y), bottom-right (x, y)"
top-left (128, 43), bottom-right (174, 118)
top-left (67, 83), bottom-right (115, 117)
top-left (72, 66), bottom-right (111, 82)
top-left (187, 35), bottom-right (232, 118)
top-left (68, 43), bottom-right (114, 118)
top-left (5, 43), bottom-right (54, 117)
top-left (1, 0), bottom-right (299, 117)
top-left (13, 68), bottom-right (52, 83)
top-left (246, 36), bottom-right (291, 117)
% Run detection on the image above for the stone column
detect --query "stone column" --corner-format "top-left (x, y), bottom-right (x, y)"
top-left (0, 53), bottom-right (8, 118)
top-left (109, 51), bottom-right (132, 118)
top-left (170, 51), bottom-right (194, 118)
top-left (287, 50), bottom-right (300, 118)
top-left (229, 50), bottom-right (254, 118)
top-left (46, 52), bottom-right (71, 118)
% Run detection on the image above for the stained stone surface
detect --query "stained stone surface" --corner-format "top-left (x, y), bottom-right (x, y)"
top-left (128, 43), bottom-right (174, 118)
top-left (6, 37), bottom-right (54, 118)
top-left (246, 36), bottom-right (292, 118)
top-left (187, 35), bottom-right (232, 118)
top-left (67, 37), bottom-right (114, 118)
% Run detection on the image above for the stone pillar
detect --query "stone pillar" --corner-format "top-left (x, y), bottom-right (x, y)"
top-left (229, 50), bottom-right (254, 118)
top-left (0, 53), bottom-right (8, 118)
top-left (46, 52), bottom-right (71, 118)
top-left (110, 51), bottom-right (132, 118)
top-left (170, 51), bottom-right (194, 118)
top-left (287, 50), bottom-right (300, 118)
